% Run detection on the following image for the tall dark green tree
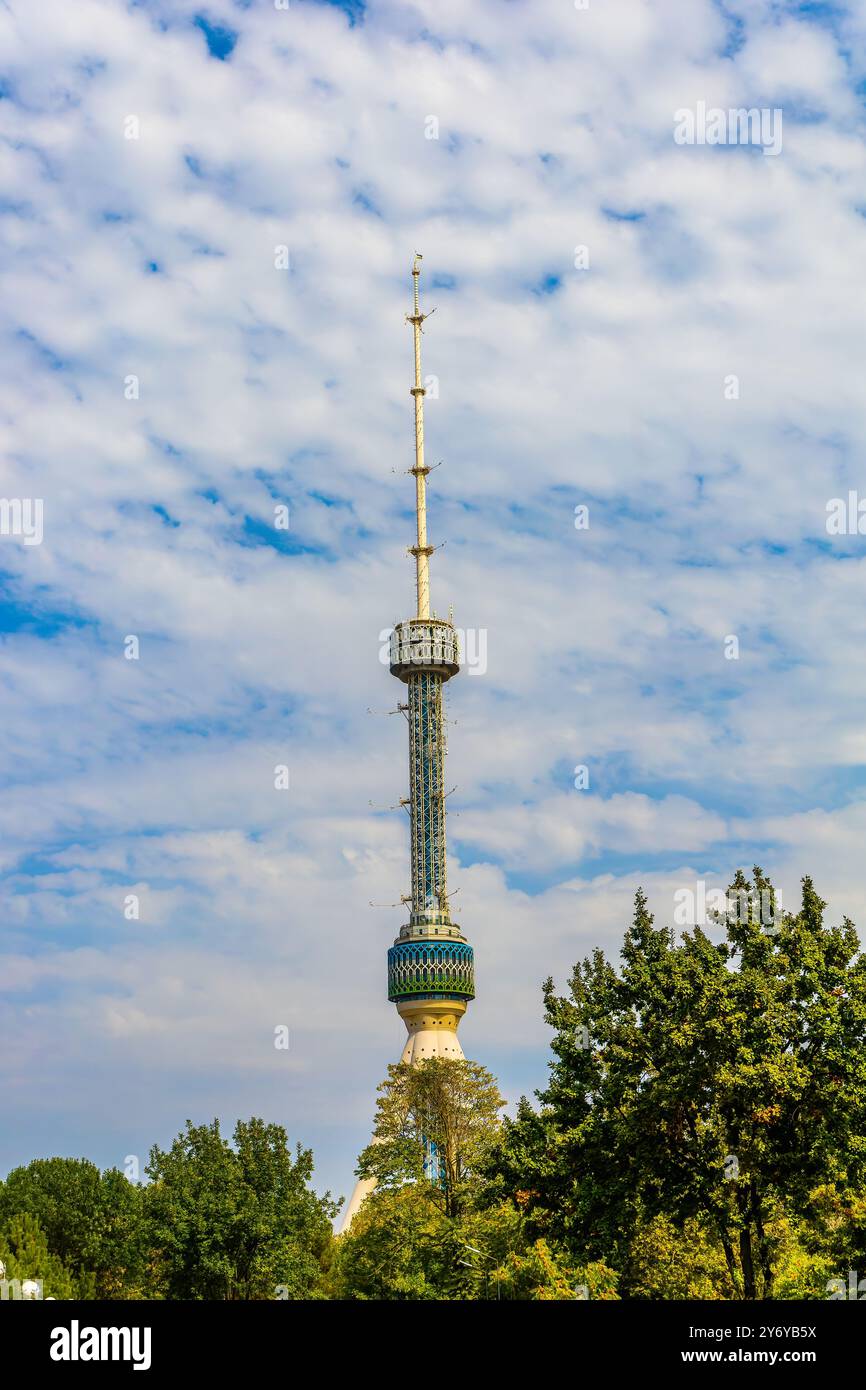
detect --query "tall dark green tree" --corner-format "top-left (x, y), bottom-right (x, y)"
top-left (144, 1117), bottom-right (338, 1299)
top-left (490, 872), bottom-right (866, 1298)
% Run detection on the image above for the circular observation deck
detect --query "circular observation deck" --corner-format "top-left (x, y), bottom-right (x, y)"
top-left (390, 619), bottom-right (459, 682)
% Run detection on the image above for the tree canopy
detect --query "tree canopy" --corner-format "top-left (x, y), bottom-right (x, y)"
top-left (488, 870), bottom-right (866, 1299)
top-left (0, 1156), bottom-right (143, 1298)
top-left (356, 1057), bottom-right (505, 1218)
top-left (2, 869), bottom-right (863, 1300)
top-left (144, 1117), bottom-right (338, 1300)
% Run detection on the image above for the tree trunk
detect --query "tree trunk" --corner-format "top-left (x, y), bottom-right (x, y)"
top-left (717, 1223), bottom-right (741, 1295)
top-left (750, 1183), bottom-right (773, 1298)
top-left (737, 1188), bottom-right (757, 1299)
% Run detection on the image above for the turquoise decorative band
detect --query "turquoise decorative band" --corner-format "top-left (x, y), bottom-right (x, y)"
top-left (387, 939), bottom-right (475, 1002)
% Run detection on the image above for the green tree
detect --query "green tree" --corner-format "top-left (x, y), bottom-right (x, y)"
top-left (331, 1183), bottom-right (596, 1301)
top-left (356, 1058), bottom-right (505, 1219)
top-left (493, 1237), bottom-right (619, 1301)
top-left (144, 1117), bottom-right (338, 1299)
top-left (0, 1157), bottom-right (143, 1298)
top-left (336, 1057), bottom-right (603, 1300)
top-left (0, 1212), bottom-right (77, 1300)
top-left (490, 871), bottom-right (866, 1299)
top-left (330, 1184), bottom-right (450, 1299)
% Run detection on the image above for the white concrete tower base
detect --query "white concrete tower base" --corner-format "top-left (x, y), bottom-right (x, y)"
top-left (340, 1173), bottom-right (378, 1230)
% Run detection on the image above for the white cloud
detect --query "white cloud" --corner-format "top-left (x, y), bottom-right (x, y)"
top-left (1, 0), bottom-right (865, 1198)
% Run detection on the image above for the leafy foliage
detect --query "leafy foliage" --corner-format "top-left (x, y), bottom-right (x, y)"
top-left (2, 866), bottom-right (862, 1301)
top-left (489, 871), bottom-right (866, 1299)
top-left (356, 1057), bottom-right (505, 1218)
top-left (143, 1117), bottom-right (338, 1300)
top-left (0, 1157), bottom-right (143, 1297)
top-left (331, 1183), bottom-right (598, 1300)
top-left (0, 1212), bottom-right (77, 1299)
top-left (340, 1056), bottom-right (611, 1300)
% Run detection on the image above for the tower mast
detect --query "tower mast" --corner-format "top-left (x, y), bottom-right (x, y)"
top-left (340, 257), bottom-right (475, 1230)
top-left (408, 254), bottom-right (433, 620)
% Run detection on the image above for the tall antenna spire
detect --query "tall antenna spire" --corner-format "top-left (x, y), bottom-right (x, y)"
top-left (407, 253), bottom-right (433, 619)
top-left (341, 256), bottom-right (475, 1231)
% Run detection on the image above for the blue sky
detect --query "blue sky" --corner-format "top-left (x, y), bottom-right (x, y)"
top-left (2, 0), bottom-right (866, 1205)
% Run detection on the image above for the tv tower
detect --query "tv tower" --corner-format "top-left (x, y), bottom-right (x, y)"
top-left (341, 256), bottom-right (475, 1228)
